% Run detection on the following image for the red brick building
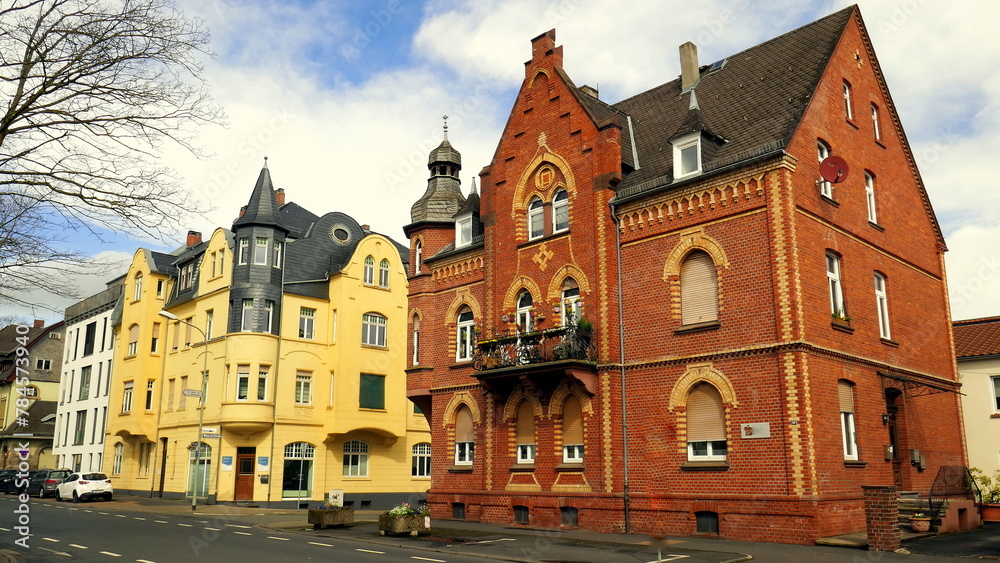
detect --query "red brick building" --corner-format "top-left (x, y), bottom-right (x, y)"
top-left (405, 6), bottom-right (965, 544)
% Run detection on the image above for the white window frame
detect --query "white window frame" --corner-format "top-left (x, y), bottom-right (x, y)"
top-left (414, 240), bottom-right (423, 273)
top-left (363, 256), bottom-right (375, 285)
top-left (687, 440), bottom-right (727, 461)
top-left (992, 376), bottom-right (1000, 412)
top-left (273, 241), bottom-right (282, 269)
top-left (827, 253), bottom-right (845, 318)
top-left (361, 313), bottom-right (387, 347)
top-left (552, 189), bottom-right (569, 233)
top-left (342, 440), bottom-right (369, 477)
top-left (516, 291), bottom-right (534, 333)
top-left (672, 132), bottom-right (702, 179)
top-left (299, 307), bottom-right (315, 339)
top-left (295, 374), bottom-right (312, 405)
top-left (818, 141), bottom-right (833, 199)
top-left (865, 172), bottom-right (878, 224)
top-left (527, 198), bottom-right (544, 240)
top-left (456, 308), bottom-right (475, 362)
top-left (843, 80), bottom-right (853, 120)
top-left (454, 441), bottom-right (474, 466)
top-left (412, 443), bottom-right (431, 478)
top-left (456, 214), bottom-right (473, 248)
top-left (516, 444), bottom-right (536, 464)
top-left (411, 316), bottom-right (420, 366)
top-left (113, 443), bottom-right (123, 475)
top-left (134, 273), bottom-right (143, 301)
top-left (254, 236), bottom-right (268, 265)
top-left (872, 103), bottom-right (882, 141)
top-left (263, 300), bottom-right (273, 333)
top-left (236, 367), bottom-right (250, 401)
top-left (378, 258), bottom-right (390, 288)
top-left (562, 286), bottom-right (581, 327)
top-left (257, 368), bottom-right (268, 402)
top-left (563, 444), bottom-right (584, 464)
top-left (874, 273), bottom-right (891, 340)
top-left (242, 299), bottom-right (253, 332)
top-left (841, 411), bottom-right (859, 460)
top-left (205, 310), bottom-right (213, 340)
top-left (122, 382), bottom-right (133, 413)
top-left (238, 238), bottom-right (249, 265)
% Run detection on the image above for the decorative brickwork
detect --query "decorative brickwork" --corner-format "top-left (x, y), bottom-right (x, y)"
top-left (863, 485), bottom-right (901, 552)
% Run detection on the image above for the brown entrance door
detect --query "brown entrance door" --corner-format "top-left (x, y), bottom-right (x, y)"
top-left (235, 447), bottom-right (255, 501)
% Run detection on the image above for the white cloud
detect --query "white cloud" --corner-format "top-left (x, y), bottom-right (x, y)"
top-left (946, 224), bottom-right (1000, 320)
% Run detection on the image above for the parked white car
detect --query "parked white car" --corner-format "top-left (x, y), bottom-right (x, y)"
top-left (55, 472), bottom-right (113, 503)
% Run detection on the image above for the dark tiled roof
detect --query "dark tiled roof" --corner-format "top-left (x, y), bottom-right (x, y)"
top-left (0, 322), bottom-right (63, 356)
top-left (232, 166), bottom-right (288, 232)
top-left (953, 316), bottom-right (1000, 358)
top-left (279, 202), bottom-right (320, 239)
top-left (148, 250), bottom-right (178, 275)
top-left (0, 400), bottom-right (56, 437)
top-left (455, 192), bottom-right (480, 217)
top-left (429, 138), bottom-right (461, 167)
top-left (611, 6), bottom-right (854, 194)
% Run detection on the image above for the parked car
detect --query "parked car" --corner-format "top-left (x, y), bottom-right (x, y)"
top-left (0, 470), bottom-right (16, 493)
top-left (55, 472), bottom-right (113, 502)
top-left (26, 469), bottom-right (72, 498)
top-left (4, 470), bottom-right (37, 495)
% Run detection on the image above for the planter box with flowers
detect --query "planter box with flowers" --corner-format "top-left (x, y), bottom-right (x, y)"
top-left (308, 500), bottom-right (354, 529)
top-left (972, 467), bottom-right (1000, 522)
top-left (909, 512), bottom-right (931, 532)
top-left (378, 502), bottom-right (429, 536)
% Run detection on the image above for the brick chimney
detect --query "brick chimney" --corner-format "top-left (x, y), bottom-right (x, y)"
top-left (239, 205), bottom-right (247, 218)
top-left (361, 224), bottom-right (370, 232)
top-left (186, 230), bottom-right (202, 247)
top-left (33, 319), bottom-right (44, 328)
top-left (275, 188), bottom-right (285, 206)
top-left (679, 41), bottom-right (699, 91)
top-left (580, 85), bottom-right (599, 99)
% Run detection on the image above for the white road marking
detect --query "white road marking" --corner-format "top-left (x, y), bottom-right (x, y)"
top-left (115, 514), bottom-right (127, 518)
top-left (267, 536), bottom-right (290, 541)
top-left (134, 517), bottom-right (146, 521)
top-left (0, 527), bottom-right (10, 532)
top-left (99, 551), bottom-right (121, 557)
top-left (642, 557), bottom-right (690, 562)
top-left (178, 523), bottom-right (193, 527)
top-left (308, 541), bottom-right (333, 547)
top-left (470, 538), bottom-right (516, 544)
top-left (154, 520), bottom-right (168, 524)
top-left (99, 512), bottom-right (109, 515)
top-left (205, 527), bottom-right (221, 531)
top-left (411, 557), bottom-right (446, 562)
top-left (42, 537), bottom-right (59, 542)
top-left (69, 544), bottom-right (88, 549)
top-left (356, 549), bottom-right (385, 554)
top-left (226, 524), bottom-right (252, 528)
top-left (84, 510), bottom-right (93, 513)
top-left (233, 532), bottom-right (252, 536)
top-left (137, 559), bottom-right (157, 563)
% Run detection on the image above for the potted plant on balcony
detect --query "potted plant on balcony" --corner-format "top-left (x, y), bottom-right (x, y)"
top-left (972, 468), bottom-right (1000, 522)
top-left (576, 317), bottom-right (593, 337)
top-left (307, 498), bottom-right (354, 529)
top-left (909, 512), bottom-right (931, 532)
top-left (378, 502), bottom-right (430, 536)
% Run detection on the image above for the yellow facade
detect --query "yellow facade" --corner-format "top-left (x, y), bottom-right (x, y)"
top-left (105, 228), bottom-right (430, 507)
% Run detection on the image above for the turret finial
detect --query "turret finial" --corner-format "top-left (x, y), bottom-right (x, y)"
top-left (264, 156), bottom-right (269, 169)
top-left (443, 115), bottom-right (449, 140)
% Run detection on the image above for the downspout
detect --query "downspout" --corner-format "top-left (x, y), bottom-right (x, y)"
top-left (265, 262), bottom-right (287, 508)
top-left (609, 197), bottom-right (631, 533)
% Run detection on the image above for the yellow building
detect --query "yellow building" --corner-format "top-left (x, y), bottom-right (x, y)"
top-left (104, 165), bottom-right (430, 508)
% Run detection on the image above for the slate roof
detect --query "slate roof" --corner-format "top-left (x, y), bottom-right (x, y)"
top-left (953, 317), bottom-right (1000, 359)
top-left (278, 202), bottom-right (320, 239)
top-left (232, 166), bottom-right (288, 232)
top-left (0, 400), bottom-right (56, 437)
top-left (611, 6), bottom-right (854, 197)
top-left (0, 323), bottom-right (62, 356)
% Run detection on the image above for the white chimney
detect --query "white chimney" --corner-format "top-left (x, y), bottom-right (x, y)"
top-left (680, 42), bottom-right (699, 91)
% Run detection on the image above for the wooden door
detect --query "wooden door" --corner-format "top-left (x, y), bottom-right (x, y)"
top-left (235, 449), bottom-right (255, 501)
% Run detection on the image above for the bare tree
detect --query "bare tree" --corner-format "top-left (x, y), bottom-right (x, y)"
top-left (0, 0), bottom-right (223, 306)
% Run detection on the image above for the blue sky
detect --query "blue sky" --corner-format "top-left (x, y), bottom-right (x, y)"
top-left (6, 0), bottom-right (999, 324)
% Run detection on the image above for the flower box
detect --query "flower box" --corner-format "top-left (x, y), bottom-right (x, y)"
top-left (308, 507), bottom-right (354, 529)
top-left (909, 516), bottom-right (931, 533)
top-left (378, 513), bottom-right (428, 536)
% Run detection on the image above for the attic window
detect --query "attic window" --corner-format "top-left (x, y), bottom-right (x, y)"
top-left (455, 214), bottom-right (472, 248)
top-left (707, 59), bottom-right (727, 73)
top-left (672, 133), bottom-right (702, 179)
top-left (330, 225), bottom-right (351, 244)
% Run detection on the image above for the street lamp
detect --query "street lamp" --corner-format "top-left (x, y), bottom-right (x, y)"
top-left (159, 310), bottom-right (209, 512)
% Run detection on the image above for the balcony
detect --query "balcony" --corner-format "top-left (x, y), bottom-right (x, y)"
top-left (219, 402), bottom-right (273, 437)
top-left (472, 327), bottom-right (598, 396)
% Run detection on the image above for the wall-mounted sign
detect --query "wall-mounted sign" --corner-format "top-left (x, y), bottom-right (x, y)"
top-left (221, 456), bottom-right (233, 471)
top-left (257, 456), bottom-right (269, 473)
top-left (741, 422), bottom-right (771, 439)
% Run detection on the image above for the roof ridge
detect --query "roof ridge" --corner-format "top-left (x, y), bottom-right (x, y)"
top-left (953, 316), bottom-right (1000, 325)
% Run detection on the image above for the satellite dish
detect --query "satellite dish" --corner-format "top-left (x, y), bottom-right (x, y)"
top-left (820, 155), bottom-right (850, 184)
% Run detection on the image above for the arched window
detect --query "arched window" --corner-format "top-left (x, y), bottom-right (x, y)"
top-left (561, 278), bottom-right (581, 327)
top-left (838, 380), bottom-right (858, 460)
top-left (411, 314), bottom-right (420, 366)
top-left (454, 405), bottom-right (474, 465)
top-left (456, 306), bottom-right (475, 362)
top-left (552, 189), bottom-right (569, 232)
top-left (362, 313), bottom-right (387, 347)
top-left (127, 324), bottom-right (139, 356)
top-left (686, 383), bottom-right (726, 461)
top-left (282, 442), bottom-right (315, 498)
top-left (516, 400), bottom-right (535, 463)
top-left (516, 291), bottom-right (534, 333)
top-left (528, 197), bottom-right (544, 240)
top-left (817, 140), bottom-right (833, 199)
top-left (411, 443), bottom-right (431, 477)
top-left (133, 273), bottom-right (143, 301)
top-left (343, 440), bottom-right (369, 477)
top-left (379, 258), bottom-right (390, 288)
top-left (363, 256), bottom-right (375, 285)
top-left (112, 443), bottom-right (123, 475)
top-left (562, 395), bottom-right (584, 463)
top-left (680, 250), bottom-right (718, 326)
top-left (414, 241), bottom-right (423, 274)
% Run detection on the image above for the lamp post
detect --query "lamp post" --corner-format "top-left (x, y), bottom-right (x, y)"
top-left (159, 310), bottom-right (208, 512)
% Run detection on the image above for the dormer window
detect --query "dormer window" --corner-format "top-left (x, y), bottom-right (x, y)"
top-left (672, 133), bottom-right (702, 179)
top-left (455, 214), bottom-right (472, 248)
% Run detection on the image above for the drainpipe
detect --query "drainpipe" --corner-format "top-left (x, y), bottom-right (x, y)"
top-left (609, 197), bottom-right (631, 534)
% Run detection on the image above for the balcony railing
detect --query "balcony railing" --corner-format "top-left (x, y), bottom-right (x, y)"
top-left (472, 326), bottom-right (596, 371)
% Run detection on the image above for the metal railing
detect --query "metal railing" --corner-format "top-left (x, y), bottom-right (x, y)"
top-left (472, 326), bottom-right (596, 371)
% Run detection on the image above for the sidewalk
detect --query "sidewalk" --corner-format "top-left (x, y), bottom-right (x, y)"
top-left (51, 495), bottom-right (1000, 562)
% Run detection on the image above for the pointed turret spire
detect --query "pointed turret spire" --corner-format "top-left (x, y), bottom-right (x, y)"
top-left (470, 176), bottom-right (478, 195)
top-left (688, 89), bottom-right (700, 111)
top-left (233, 162), bottom-right (288, 231)
top-left (409, 119), bottom-right (465, 224)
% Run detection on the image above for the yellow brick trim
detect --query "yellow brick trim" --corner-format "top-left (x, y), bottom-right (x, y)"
top-left (668, 363), bottom-right (738, 410)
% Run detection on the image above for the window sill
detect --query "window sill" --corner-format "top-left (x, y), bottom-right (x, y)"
top-left (509, 464), bottom-right (535, 472)
top-left (846, 118), bottom-right (858, 129)
top-left (517, 230), bottom-right (570, 250)
top-left (555, 463), bottom-right (585, 472)
top-left (675, 320), bottom-right (721, 335)
top-left (359, 408), bottom-right (386, 413)
top-left (831, 319), bottom-right (854, 334)
top-left (406, 365), bottom-right (436, 373)
top-left (448, 465), bottom-right (474, 473)
top-left (820, 195), bottom-right (840, 207)
top-left (868, 221), bottom-right (885, 232)
top-left (844, 460), bottom-right (868, 468)
top-left (875, 139), bottom-right (886, 149)
top-left (990, 413), bottom-right (1000, 419)
top-left (880, 338), bottom-right (899, 348)
top-left (361, 344), bottom-right (389, 351)
top-left (681, 461), bottom-right (729, 471)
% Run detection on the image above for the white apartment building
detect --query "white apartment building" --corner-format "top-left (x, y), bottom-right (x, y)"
top-left (54, 277), bottom-right (123, 473)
